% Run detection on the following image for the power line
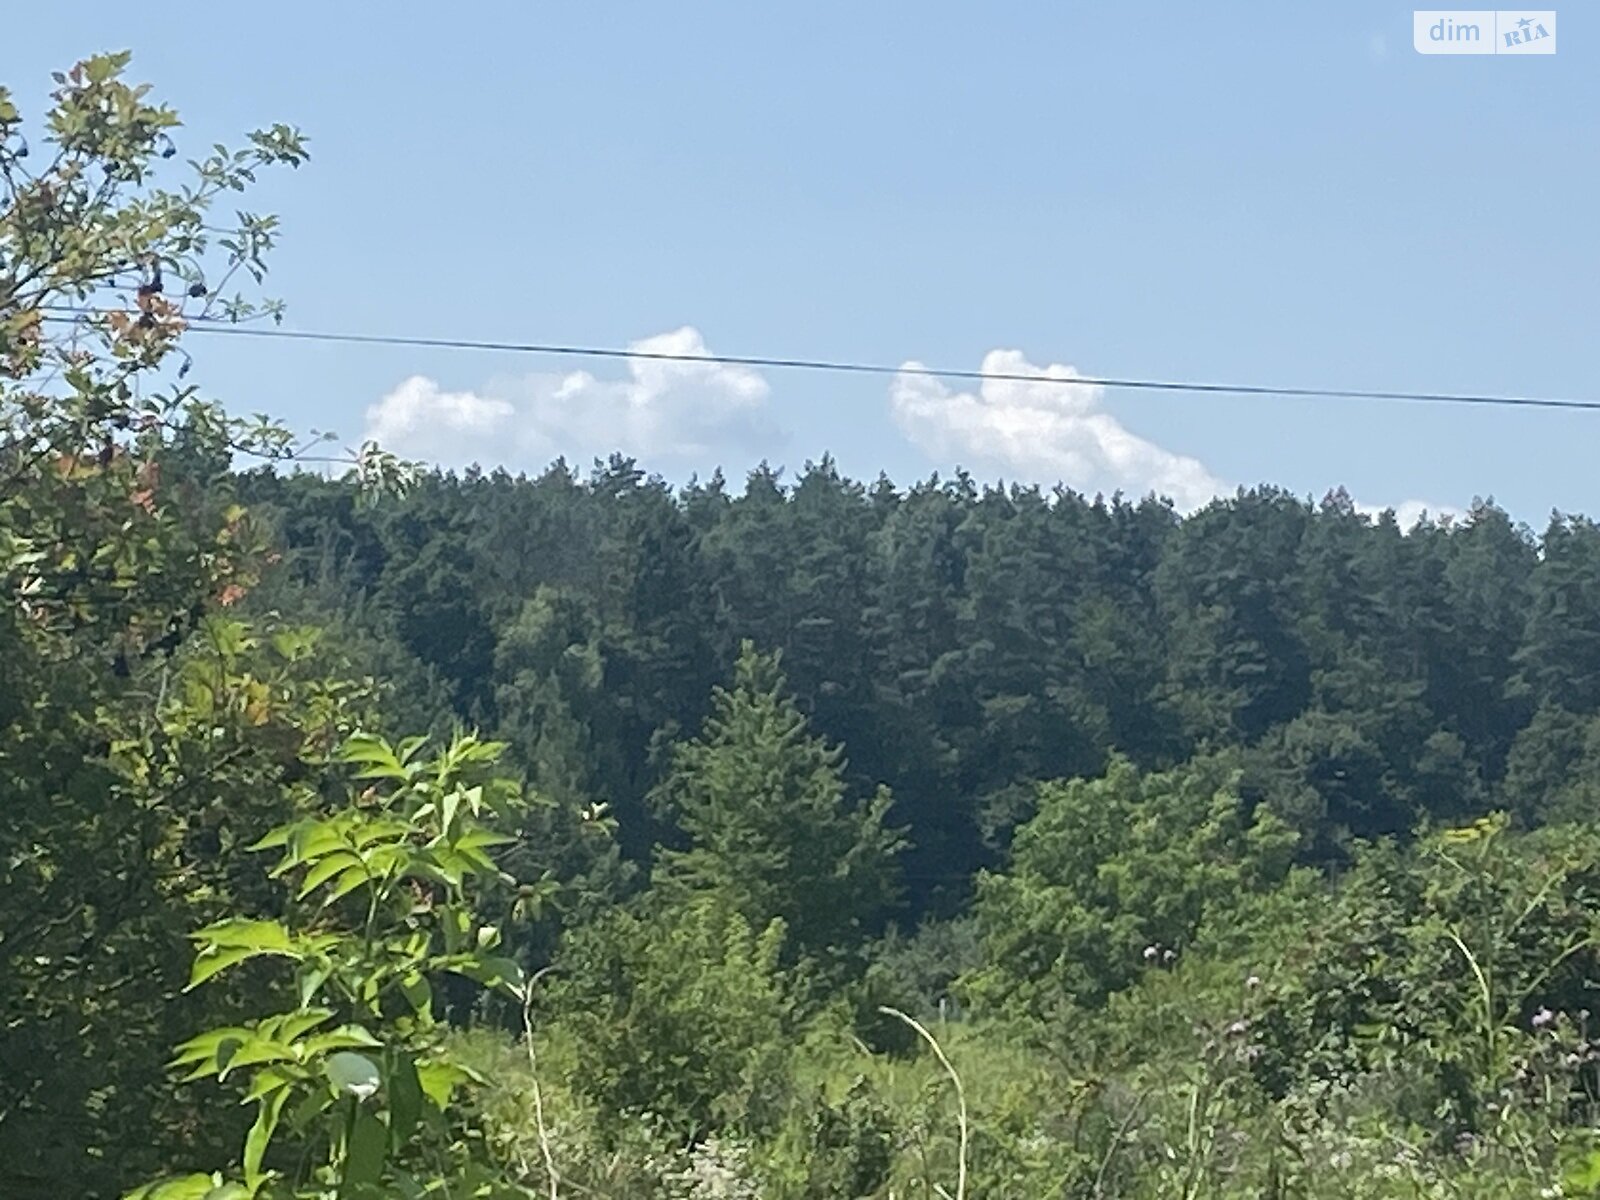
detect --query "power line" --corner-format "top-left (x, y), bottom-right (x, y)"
top-left (37, 304), bottom-right (1600, 413)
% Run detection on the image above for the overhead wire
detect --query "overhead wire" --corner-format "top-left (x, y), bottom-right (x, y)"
top-left (35, 304), bottom-right (1600, 413)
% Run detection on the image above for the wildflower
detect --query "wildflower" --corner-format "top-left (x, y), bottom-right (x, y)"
top-left (1246, 974), bottom-right (1262, 989)
top-left (1533, 1006), bottom-right (1555, 1029)
top-left (1143, 945), bottom-right (1159, 962)
top-left (1163, 948), bottom-right (1177, 964)
top-left (1226, 1019), bottom-right (1249, 1037)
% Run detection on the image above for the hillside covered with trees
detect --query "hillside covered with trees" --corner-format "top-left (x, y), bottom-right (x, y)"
top-left (9, 54), bottom-right (1600, 1199)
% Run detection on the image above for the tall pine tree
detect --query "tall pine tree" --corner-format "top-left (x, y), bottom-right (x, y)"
top-left (651, 643), bottom-right (904, 960)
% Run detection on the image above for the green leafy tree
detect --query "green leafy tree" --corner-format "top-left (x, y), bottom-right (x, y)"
top-left (1514, 515), bottom-right (1600, 715)
top-left (1234, 816), bottom-right (1600, 1128)
top-left (966, 755), bottom-right (1298, 1017)
top-left (1501, 703), bottom-right (1600, 826)
top-left (539, 895), bottom-right (794, 1143)
top-left (0, 53), bottom-right (343, 1195)
top-left (492, 585), bottom-right (609, 815)
top-left (0, 612), bottom-right (376, 1195)
top-left (651, 642), bottom-right (904, 962)
top-left (952, 483), bottom-right (1109, 845)
top-left (1434, 500), bottom-right (1536, 774)
top-left (1155, 488), bottom-right (1314, 744)
top-left (488, 586), bottom-right (636, 965)
top-left (589, 456), bottom-right (718, 766)
top-left (373, 504), bottom-right (498, 718)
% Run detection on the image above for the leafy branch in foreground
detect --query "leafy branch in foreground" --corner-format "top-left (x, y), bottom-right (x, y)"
top-left (130, 731), bottom-right (537, 1200)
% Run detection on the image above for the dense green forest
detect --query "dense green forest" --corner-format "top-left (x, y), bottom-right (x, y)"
top-left (9, 55), bottom-right (1600, 1198)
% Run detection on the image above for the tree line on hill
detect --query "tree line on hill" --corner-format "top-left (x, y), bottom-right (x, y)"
top-left (12, 52), bottom-right (1600, 1198)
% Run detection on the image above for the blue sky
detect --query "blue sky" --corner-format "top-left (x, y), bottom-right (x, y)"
top-left (10, 4), bottom-right (1597, 522)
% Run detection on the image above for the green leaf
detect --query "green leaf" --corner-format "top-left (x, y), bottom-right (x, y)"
top-left (194, 918), bottom-right (296, 953)
top-left (186, 948), bottom-right (265, 991)
top-left (360, 843), bottom-right (408, 879)
top-left (387, 1053), bottom-right (423, 1151)
top-left (304, 1025), bottom-right (383, 1057)
top-left (426, 849), bottom-right (469, 888)
top-left (438, 905), bottom-right (470, 953)
top-left (272, 823), bottom-right (348, 875)
top-left (1566, 1149), bottom-right (1600, 1190)
top-left (243, 1065), bottom-right (298, 1102)
top-left (339, 733), bottom-right (409, 780)
top-left (121, 1175), bottom-right (223, 1200)
top-left (243, 1085), bottom-right (288, 1188)
top-left (447, 954), bottom-right (524, 996)
top-left (297, 850), bottom-right (364, 899)
top-left (298, 962), bottom-right (333, 1008)
top-left (323, 864), bottom-right (374, 906)
top-left (350, 818), bottom-right (410, 848)
top-left (183, 953), bottom-right (252, 992)
top-left (247, 824), bottom-right (294, 851)
top-left (340, 1106), bottom-right (388, 1197)
top-left (398, 972), bottom-right (433, 1022)
top-left (454, 827), bottom-right (515, 852)
top-left (169, 1027), bottom-right (252, 1070)
top-left (454, 843), bottom-right (500, 875)
top-left (220, 1036), bottom-right (296, 1077)
top-left (415, 1060), bottom-right (471, 1110)
top-left (262, 1007), bottom-right (335, 1047)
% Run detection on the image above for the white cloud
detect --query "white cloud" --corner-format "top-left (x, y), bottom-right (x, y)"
top-left (888, 347), bottom-right (1461, 530)
top-left (364, 377), bottom-right (515, 461)
top-left (364, 326), bottom-right (781, 471)
top-left (889, 348), bottom-right (1225, 511)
